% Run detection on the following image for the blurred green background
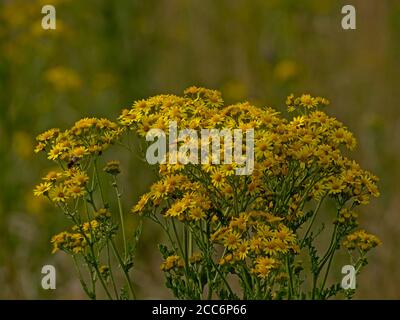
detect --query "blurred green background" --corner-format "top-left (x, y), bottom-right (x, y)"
top-left (0, 0), bottom-right (399, 299)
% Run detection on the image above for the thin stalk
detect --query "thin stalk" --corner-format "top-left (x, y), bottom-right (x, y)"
top-left (110, 240), bottom-right (136, 299)
top-left (94, 159), bottom-right (106, 205)
top-left (300, 196), bottom-right (326, 248)
top-left (311, 273), bottom-right (317, 300)
top-left (171, 218), bottom-right (184, 258)
top-left (69, 214), bottom-right (112, 299)
top-left (112, 176), bottom-right (127, 261)
top-left (184, 225), bottom-right (189, 268)
top-left (107, 242), bottom-right (119, 299)
top-left (239, 266), bottom-right (252, 299)
top-left (73, 256), bottom-right (95, 299)
top-left (90, 248), bottom-right (113, 300)
top-left (319, 250), bottom-right (336, 296)
top-left (286, 256), bottom-right (294, 299)
top-left (209, 259), bottom-right (235, 298)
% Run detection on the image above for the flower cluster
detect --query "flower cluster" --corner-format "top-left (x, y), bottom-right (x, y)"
top-left (34, 86), bottom-right (381, 300)
top-left (127, 87), bottom-right (380, 299)
top-left (343, 230), bottom-right (381, 252)
top-left (34, 119), bottom-right (138, 300)
top-left (34, 168), bottom-right (89, 203)
top-left (213, 212), bottom-right (299, 282)
top-left (51, 213), bottom-right (115, 254)
top-left (160, 255), bottom-right (185, 271)
top-left (34, 117), bottom-right (122, 162)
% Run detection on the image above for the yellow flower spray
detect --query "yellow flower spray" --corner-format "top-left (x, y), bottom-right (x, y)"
top-left (34, 87), bottom-right (380, 299)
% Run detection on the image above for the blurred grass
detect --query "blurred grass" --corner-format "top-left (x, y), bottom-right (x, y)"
top-left (0, 0), bottom-right (399, 298)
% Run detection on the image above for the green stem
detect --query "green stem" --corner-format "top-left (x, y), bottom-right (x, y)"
top-left (171, 218), bottom-right (185, 258)
top-left (319, 250), bottom-right (336, 297)
top-left (286, 256), bottom-right (294, 299)
top-left (206, 263), bottom-right (212, 300)
top-left (94, 159), bottom-right (107, 205)
top-left (210, 259), bottom-right (235, 298)
top-left (113, 176), bottom-right (127, 261)
top-left (311, 273), bottom-right (317, 300)
top-left (69, 214), bottom-right (112, 299)
top-left (239, 266), bottom-right (252, 299)
top-left (300, 196), bottom-right (325, 248)
top-left (319, 225), bottom-right (339, 270)
top-left (73, 256), bottom-right (95, 299)
top-left (111, 240), bottom-right (136, 299)
top-left (90, 249), bottom-right (113, 300)
top-left (107, 242), bottom-right (119, 299)
top-left (184, 225), bottom-right (189, 268)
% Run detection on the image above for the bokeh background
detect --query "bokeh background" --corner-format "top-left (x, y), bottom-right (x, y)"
top-left (0, 0), bottom-right (399, 299)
